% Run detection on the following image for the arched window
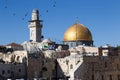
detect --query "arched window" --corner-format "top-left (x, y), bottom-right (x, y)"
top-left (70, 64), bottom-right (73, 69)
top-left (17, 56), bottom-right (20, 61)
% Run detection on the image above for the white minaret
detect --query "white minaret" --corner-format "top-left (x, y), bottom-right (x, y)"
top-left (28, 9), bottom-right (43, 42)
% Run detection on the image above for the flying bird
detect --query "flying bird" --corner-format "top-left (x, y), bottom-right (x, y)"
top-left (13, 13), bottom-right (16, 16)
top-left (53, 5), bottom-right (56, 7)
top-left (46, 10), bottom-right (48, 13)
top-left (4, 6), bottom-right (7, 8)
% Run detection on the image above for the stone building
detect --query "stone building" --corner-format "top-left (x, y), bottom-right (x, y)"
top-left (6, 43), bottom-right (24, 51)
top-left (81, 55), bottom-right (120, 80)
top-left (0, 51), bottom-right (27, 79)
top-left (57, 45), bottom-right (120, 80)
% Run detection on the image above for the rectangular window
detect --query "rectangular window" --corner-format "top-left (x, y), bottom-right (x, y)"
top-left (105, 62), bottom-right (107, 68)
top-left (102, 75), bottom-right (104, 80)
top-left (2, 70), bottom-right (5, 74)
top-left (19, 69), bottom-right (21, 72)
top-left (110, 75), bottom-right (112, 80)
top-left (7, 70), bottom-right (10, 74)
top-left (117, 64), bottom-right (119, 70)
top-left (92, 63), bottom-right (94, 71)
top-left (92, 75), bottom-right (94, 80)
top-left (118, 75), bottom-right (120, 80)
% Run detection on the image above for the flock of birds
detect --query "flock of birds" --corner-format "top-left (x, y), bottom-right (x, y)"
top-left (1, 0), bottom-right (57, 21)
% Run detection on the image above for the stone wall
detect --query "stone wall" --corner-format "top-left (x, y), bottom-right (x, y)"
top-left (74, 56), bottom-right (120, 80)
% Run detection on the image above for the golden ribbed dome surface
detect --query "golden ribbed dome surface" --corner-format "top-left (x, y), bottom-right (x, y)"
top-left (64, 23), bottom-right (92, 41)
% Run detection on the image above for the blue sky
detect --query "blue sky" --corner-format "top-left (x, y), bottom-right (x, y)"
top-left (0, 0), bottom-right (120, 46)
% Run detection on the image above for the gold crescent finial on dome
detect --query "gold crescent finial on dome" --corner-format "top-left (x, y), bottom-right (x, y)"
top-left (76, 17), bottom-right (79, 23)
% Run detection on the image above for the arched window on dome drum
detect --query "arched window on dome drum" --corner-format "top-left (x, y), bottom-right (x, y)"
top-left (71, 43), bottom-right (73, 47)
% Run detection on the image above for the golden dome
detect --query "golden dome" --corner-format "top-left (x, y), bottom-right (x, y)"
top-left (63, 23), bottom-right (92, 41)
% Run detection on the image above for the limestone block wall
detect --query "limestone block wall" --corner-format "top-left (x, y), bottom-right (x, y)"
top-left (74, 56), bottom-right (120, 80)
top-left (27, 55), bottom-right (42, 79)
top-left (27, 53), bottom-right (56, 79)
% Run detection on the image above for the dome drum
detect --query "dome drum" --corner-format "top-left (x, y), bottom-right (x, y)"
top-left (63, 40), bottom-right (93, 47)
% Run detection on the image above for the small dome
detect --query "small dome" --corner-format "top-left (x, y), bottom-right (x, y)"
top-left (63, 23), bottom-right (92, 41)
top-left (42, 39), bottom-right (52, 43)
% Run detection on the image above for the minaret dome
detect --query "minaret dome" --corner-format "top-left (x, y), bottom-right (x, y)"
top-left (32, 9), bottom-right (39, 20)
